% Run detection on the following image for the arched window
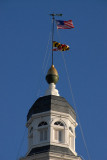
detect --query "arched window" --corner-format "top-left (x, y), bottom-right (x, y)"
top-left (38, 121), bottom-right (48, 142)
top-left (54, 121), bottom-right (65, 143)
top-left (54, 121), bottom-right (64, 126)
top-left (38, 121), bottom-right (47, 127)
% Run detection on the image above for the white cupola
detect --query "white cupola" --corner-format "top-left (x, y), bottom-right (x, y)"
top-left (26, 95), bottom-right (78, 157)
top-left (20, 65), bottom-right (82, 160)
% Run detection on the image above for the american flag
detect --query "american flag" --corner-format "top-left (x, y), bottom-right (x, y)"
top-left (56, 20), bottom-right (74, 29)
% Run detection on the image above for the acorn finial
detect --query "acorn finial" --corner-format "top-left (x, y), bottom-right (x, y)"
top-left (46, 65), bottom-right (59, 84)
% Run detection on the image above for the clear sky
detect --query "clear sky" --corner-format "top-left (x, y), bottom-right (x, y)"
top-left (0, 0), bottom-right (107, 160)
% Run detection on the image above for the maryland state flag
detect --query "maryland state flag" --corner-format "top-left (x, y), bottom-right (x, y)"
top-left (53, 41), bottom-right (70, 51)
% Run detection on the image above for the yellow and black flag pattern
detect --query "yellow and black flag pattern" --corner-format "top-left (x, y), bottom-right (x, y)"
top-left (53, 41), bottom-right (70, 51)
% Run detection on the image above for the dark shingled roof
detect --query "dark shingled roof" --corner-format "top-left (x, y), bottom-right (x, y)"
top-left (27, 95), bottom-right (76, 121)
top-left (27, 145), bottom-right (75, 156)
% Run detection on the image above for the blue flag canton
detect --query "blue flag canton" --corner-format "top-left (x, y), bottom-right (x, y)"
top-left (56, 20), bottom-right (64, 25)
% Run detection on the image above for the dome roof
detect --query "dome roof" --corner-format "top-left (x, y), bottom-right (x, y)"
top-left (27, 95), bottom-right (76, 121)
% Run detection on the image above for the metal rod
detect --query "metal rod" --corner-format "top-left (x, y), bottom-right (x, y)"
top-left (50, 13), bottom-right (62, 65)
top-left (52, 15), bottom-right (54, 65)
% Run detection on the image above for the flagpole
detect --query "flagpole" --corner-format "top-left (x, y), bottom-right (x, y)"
top-left (52, 15), bottom-right (54, 65)
top-left (50, 14), bottom-right (62, 65)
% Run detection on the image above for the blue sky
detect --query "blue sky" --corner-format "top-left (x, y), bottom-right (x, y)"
top-left (0, 0), bottom-right (107, 160)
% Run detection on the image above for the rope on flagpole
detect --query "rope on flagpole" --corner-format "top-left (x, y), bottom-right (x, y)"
top-left (61, 53), bottom-right (91, 160)
top-left (16, 127), bottom-right (27, 160)
top-left (36, 30), bottom-right (52, 98)
top-left (42, 30), bottom-right (52, 71)
top-left (56, 28), bottom-right (91, 160)
top-left (80, 155), bottom-right (87, 160)
top-left (16, 29), bottom-right (52, 160)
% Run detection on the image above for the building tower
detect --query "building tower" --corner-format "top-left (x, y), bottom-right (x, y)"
top-left (20, 64), bottom-right (82, 160)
